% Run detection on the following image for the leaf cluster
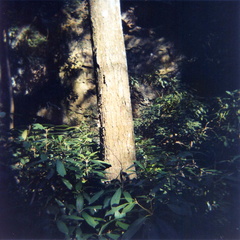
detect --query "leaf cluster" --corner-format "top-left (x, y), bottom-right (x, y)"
top-left (133, 83), bottom-right (240, 239)
top-left (9, 123), bottom-right (143, 239)
top-left (8, 85), bottom-right (240, 239)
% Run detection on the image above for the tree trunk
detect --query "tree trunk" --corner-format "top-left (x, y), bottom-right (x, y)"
top-left (0, 1), bottom-right (14, 134)
top-left (89, 0), bottom-right (136, 180)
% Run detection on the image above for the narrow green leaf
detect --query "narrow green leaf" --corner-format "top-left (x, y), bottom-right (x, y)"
top-left (82, 212), bottom-right (98, 228)
top-left (33, 123), bottom-right (46, 130)
top-left (126, 163), bottom-right (135, 170)
top-left (98, 219), bottom-right (116, 235)
top-left (56, 220), bottom-right (69, 235)
top-left (116, 221), bottom-right (129, 230)
top-left (64, 215), bottom-right (83, 221)
top-left (92, 171), bottom-right (106, 178)
top-left (58, 135), bottom-right (63, 142)
top-left (56, 160), bottom-right (66, 177)
top-left (123, 191), bottom-right (133, 203)
top-left (91, 217), bottom-right (104, 221)
top-left (79, 154), bottom-right (86, 159)
top-left (62, 179), bottom-right (73, 190)
top-left (111, 188), bottom-right (122, 207)
top-left (122, 217), bottom-right (146, 240)
top-left (134, 161), bottom-right (145, 169)
top-left (122, 202), bottom-right (135, 214)
top-left (91, 160), bottom-right (111, 165)
top-left (89, 190), bottom-right (104, 204)
top-left (114, 210), bottom-right (126, 219)
top-left (85, 205), bottom-right (102, 210)
top-left (105, 203), bottom-right (129, 217)
top-left (105, 208), bottom-right (115, 217)
top-left (55, 198), bottom-right (65, 207)
top-left (103, 196), bottom-right (111, 209)
top-left (76, 194), bottom-right (84, 212)
top-left (21, 130), bottom-right (29, 140)
top-left (106, 233), bottom-right (120, 240)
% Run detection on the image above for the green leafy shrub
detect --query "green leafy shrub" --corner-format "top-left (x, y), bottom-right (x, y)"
top-left (10, 123), bottom-right (152, 239)
top-left (10, 123), bottom-right (107, 238)
top-left (134, 86), bottom-right (240, 239)
top-left (9, 87), bottom-right (240, 239)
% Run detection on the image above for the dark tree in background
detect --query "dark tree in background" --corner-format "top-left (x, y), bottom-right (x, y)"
top-left (0, 1), bottom-right (14, 134)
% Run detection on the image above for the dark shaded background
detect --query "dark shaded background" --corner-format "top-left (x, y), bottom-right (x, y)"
top-left (122, 0), bottom-right (240, 96)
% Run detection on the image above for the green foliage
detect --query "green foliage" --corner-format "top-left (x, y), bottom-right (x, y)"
top-left (209, 90), bottom-right (240, 148)
top-left (133, 85), bottom-right (240, 238)
top-left (9, 26), bottom-right (47, 49)
top-left (10, 123), bottom-right (104, 238)
top-left (10, 123), bottom-right (143, 239)
top-left (9, 87), bottom-right (240, 239)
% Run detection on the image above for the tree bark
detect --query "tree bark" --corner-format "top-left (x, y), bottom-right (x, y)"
top-left (0, 1), bottom-right (14, 134)
top-left (89, 0), bottom-right (136, 180)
